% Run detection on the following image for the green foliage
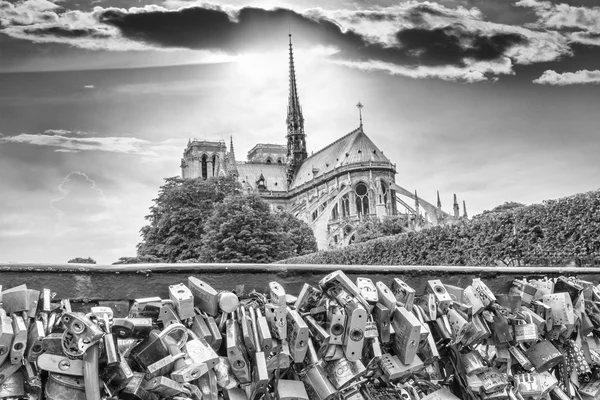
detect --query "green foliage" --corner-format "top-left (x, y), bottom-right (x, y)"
top-left (355, 215), bottom-right (408, 243)
top-left (137, 176), bottom-right (242, 262)
top-left (200, 195), bottom-right (302, 263)
top-left (482, 201), bottom-right (526, 215)
top-left (282, 190), bottom-right (600, 266)
top-left (273, 211), bottom-right (318, 256)
top-left (67, 257), bottom-right (96, 264)
top-left (112, 255), bottom-right (164, 265)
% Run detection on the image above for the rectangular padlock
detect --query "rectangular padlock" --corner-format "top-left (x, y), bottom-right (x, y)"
top-left (254, 308), bottom-right (272, 354)
top-left (356, 277), bottom-right (378, 304)
top-left (373, 303), bottom-right (390, 344)
top-left (528, 279), bottom-right (554, 300)
top-left (169, 283), bottom-right (195, 320)
top-left (224, 387), bottom-right (249, 400)
top-left (61, 312), bottom-right (104, 354)
top-left (10, 315), bottom-right (27, 364)
top-left (578, 379), bottom-right (600, 399)
top-left (326, 305), bottom-right (345, 345)
top-left (286, 307), bottom-right (309, 363)
top-left (238, 307), bottom-right (256, 355)
top-left (343, 300), bottom-right (367, 362)
top-left (380, 352), bottom-right (424, 380)
top-left (391, 278), bottom-right (415, 310)
top-left (158, 303), bottom-right (181, 327)
top-left (375, 282), bottom-right (396, 313)
top-left (362, 336), bottom-right (382, 364)
top-left (513, 321), bottom-right (538, 343)
top-left (145, 354), bottom-right (184, 379)
top-left (472, 278), bottom-right (496, 307)
top-left (302, 340), bottom-right (336, 400)
top-left (463, 285), bottom-right (485, 314)
top-left (191, 313), bottom-right (213, 342)
top-left (0, 310), bottom-right (14, 366)
top-left (188, 276), bottom-right (239, 316)
top-left (198, 370), bottom-right (219, 400)
top-left (444, 284), bottom-right (466, 303)
top-left (477, 367), bottom-right (508, 394)
top-left (323, 357), bottom-right (365, 389)
top-left (543, 292), bottom-right (575, 326)
top-left (305, 315), bottom-right (330, 348)
top-left (264, 303), bottom-right (287, 340)
top-left (276, 379), bottom-right (309, 400)
top-left (226, 318), bottom-right (251, 384)
top-left (101, 356), bottom-right (134, 393)
top-left (319, 270), bottom-right (370, 312)
top-left (122, 372), bottom-right (159, 400)
top-left (418, 326), bottom-right (439, 363)
top-left (144, 375), bottom-right (189, 397)
top-left (26, 320), bottom-right (45, 362)
top-left (1, 285), bottom-right (30, 314)
top-left (427, 280), bottom-right (453, 313)
top-left (185, 332), bottom-right (219, 370)
top-left (269, 281), bottom-right (287, 307)
top-left (554, 277), bottom-right (582, 302)
top-left (422, 388), bottom-right (461, 400)
top-left (113, 318), bottom-right (153, 339)
top-left (294, 283), bottom-right (324, 313)
top-left (392, 307), bottom-right (421, 365)
top-left (514, 373), bottom-right (544, 397)
top-left (447, 309), bottom-right (469, 343)
top-left (510, 280), bottom-right (537, 305)
top-left (508, 346), bottom-right (534, 372)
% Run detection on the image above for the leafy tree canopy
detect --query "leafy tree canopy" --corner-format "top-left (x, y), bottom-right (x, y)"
top-left (137, 176), bottom-right (241, 262)
top-left (480, 201), bottom-right (526, 215)
top-left (67, 257), bottom-right (96, 264)
top-left (199, 195), bottom-right (316, 263)
top-left (112, 255), bottom-right (164, 265)
top-left (355, 215), bottom-right (408, 243)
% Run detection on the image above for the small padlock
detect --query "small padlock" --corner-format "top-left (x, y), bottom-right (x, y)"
top-left (45, 373), bottom-right (86, 400)
top-left (169, 283), bottom-right (195, 320)
top-left (113, 318), bottom-right (153, 339)
top-left (391, 278), bottom-right (415, 310)
top-left (188, 276), bottom-right (239, 316)
top-left (375, 282), bottom-right (396, 313)
top-left (276, 379), bottom-right (309, 400)
top-left (286, 306), bottom-right (309, 363)
top-left (301, 338), bottom-right (336, 400)
top-left (356, 277), bottom-right (378, 304)
top-left (524, 340), bottom-right (563, 372)
top-left (26, 320), bottom-right (45, 362)
top-left (324, 356), bottom-right (365, 389)
top-left (372, 303), bottom-right (390, 344)
top-left (392, 307), bottom-right (421, 365)
top-left (294, 283), bottom-right (324, 313)
top-left (461, 351), bottom-right (487, 375)
top-left (129, 323), bottom-right (188, 371)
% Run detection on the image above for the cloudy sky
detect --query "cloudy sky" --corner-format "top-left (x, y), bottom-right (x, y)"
top-left (1, 0), bottom-right (599, 264)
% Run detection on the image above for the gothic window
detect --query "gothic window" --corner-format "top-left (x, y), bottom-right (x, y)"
top-left (277, 158), bottom-right (283, 164)
top-left (312, 210), bottom-right (318, 221)
top-left (212, 155), bottom-right (217, 177)
top-left (381, 182), bottom-right (389, 210)
top-left (334, 235), bottom-right (338, 244)
top-left (349, 234), bottom-right (356, 244)
top-left (331, 204), bottom-right (339, 221)
top-left (355, 183), bottom-right (369, 216)
top-left (201, 155), bottom-right (208, 180)
top-left (266, 157), bottom-right (273, 164)
top-left (341, 194), bottom-right (350, 218)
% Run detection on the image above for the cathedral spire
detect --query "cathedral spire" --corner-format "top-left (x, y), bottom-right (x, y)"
top-left (228, 136), bottom-right (238, 178)
top-left (437, 190), bottom-right (442, 209)
top-left (286, 34), bottom-right (307, 182)
top-left (453, 193), bottom-right (459, 219)
top-left (463, 200), bottom-right (468, 219)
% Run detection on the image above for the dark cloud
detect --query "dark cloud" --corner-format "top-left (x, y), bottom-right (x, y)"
top-left (396, 26), bottom-right (526, 66)
top-left (98, 6), bottom-right (524, 68)
top-left (22, 26), bottom-right (112, 39)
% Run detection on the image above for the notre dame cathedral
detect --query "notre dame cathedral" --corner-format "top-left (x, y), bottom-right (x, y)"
top-left (180, 36), bottom-right (467, 249)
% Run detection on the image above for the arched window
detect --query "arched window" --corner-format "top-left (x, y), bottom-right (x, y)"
top-left (277, 158), bottom-right (283, 164)
top-left (381, 182), bottom-right (389, 210)
top-left (201, 155), bottom-right (208, 180)
top-left (266, 158), bottom-right (272, 164)
top-left (212, 155), bottom-right (217, 177)
top-left (331, 204), bottom-right (339, 221)
top-left (355, 183), bottom-right (369, 216)
top-left (341, 194), bottom-right (350, 218)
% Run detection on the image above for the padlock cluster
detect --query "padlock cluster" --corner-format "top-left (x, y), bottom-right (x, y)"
top-left (3, 272), bottom-right (600, 399)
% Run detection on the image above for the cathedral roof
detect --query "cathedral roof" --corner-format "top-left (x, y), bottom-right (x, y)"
top-left (290, 127), bottom-right (393, 189)
top-left (237, 163), bottom-right (288, 192)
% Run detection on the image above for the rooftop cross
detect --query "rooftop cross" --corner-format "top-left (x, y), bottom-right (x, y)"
top-left (356, 102), bottom-right (364, 128)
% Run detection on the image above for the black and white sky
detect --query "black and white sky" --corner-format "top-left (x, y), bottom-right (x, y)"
top-left (1, 0), bottom-right (599, 263)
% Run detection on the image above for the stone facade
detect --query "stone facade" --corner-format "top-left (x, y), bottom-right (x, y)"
top-left (180, 36), bottom-right (466, 249)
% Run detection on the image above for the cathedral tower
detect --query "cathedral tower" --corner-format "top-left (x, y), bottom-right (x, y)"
top-left (286, 34), bottom-right (307, 183)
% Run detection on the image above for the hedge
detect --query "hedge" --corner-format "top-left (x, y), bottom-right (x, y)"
top-left (281, 189), bottom-right (600, 266)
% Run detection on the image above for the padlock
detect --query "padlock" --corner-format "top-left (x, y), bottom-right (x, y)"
top-left (224, 387), bottom-right (249, 400)
top-left (239, 307), bottom-right (256, 354)
top-left (543, 292), bottom-right (574, 327)
top-left (254, 308), bottom-right (272, 353)
top-left (192, 311), bottom-right (213, 342)
top-left (496, 294), bottom-right (522, 313)
top-left (214, 357), bottom-right (239, 390)
top-left (447, 309), bottom-right (469, 343)
top-left (356, 277), bottom-right (378, 304)
top-left (204, 312), bottom-right (223, 351)
top-left (169, 283), bottom-right (195, 320)
top-left (426, 360), bottom-right (444, 383)
top-left (266, 338), bottom-right (291, 371)
top-left (101, 355), bottom-right (134, 393)
top-left (418, 326), bottom-right (440, 363)
top-left (578, 379), bottom-right (600, 398)
top-left (158, 301), bottom-right (181, 327)
top-left (286, 307), bottom-right (309, 363)
top-left (343, 300), bottom-right (366, 362)
top-left (554, 277), bottom-right (582, 301)
top-left (188, 276), bottom-right (239, 316)
top-left (143, 376), bottom-right (190, 398)
top-left (185, 328), bottom-right (219, 369)
top-left (427, 280), bottom-right (453, 313)
top-left (472, 278), bottom-right (497, 307)
top-left (26, 319), bottom-right (45, 362)
top-left (510, 280), bottom-right (537, 305)
top-left (10, 315), bottom-right (27, 364)
top-left (163, 334), bottom-right (208, 383)
top-left (513, 320), bottom-right (538, 343)
top-left (319, 270), bottom-right (371, 312)
top-left (226, 315), bottom-right (251, 384)
top-left (380, 352), bottom-right (424, 380)
top-left (60, 312), bottom-right (103, 357)
top-left (295, 283), bottom-right (324, 313)
top-left (392, 307), bottom-right (421, 365)
top-left (45, 373), bottom-right (86, 400)
top-left (463, 285), bottom-right (485, 314)
top-left (326, 304), bottom-right (345, 345)
top-left (461, 351), bottom-right (487, 375)
top-left (0, 310), bottom-right (14, 366)
top-left (524, 340), bottom-right (563, 372)
top-left (269, 281), bottom-right (288, 307)
top-left (197, 370), bottom-right (219, 400)
top-left (321, 343), bottom-right (344, 361)
top-left (549, 386), bottom-right (570, 400)
top-left (129, 323), bottom-right (188, 371)
top-left (362, 336), bottom-right (382, 364)
top-left (276, 379), bottom-right (309, 400)
top-left (0, 361), bottom-right (22, 386)
top-left (375, 282), bottom-right (396, 313)
top-left (113, 318), bottom-right (153, 339)
top-left (265, 303), bottom-right (287, 340)
top-left (477, 367), bottom-right (508, 394)
top-left (372, 303), bottom-right (390, 343)
top-left (421, 388), bottom-right (461, 400)
top-left (508, 346), bottom-right (534, 372)
top-left (492, 309), bottom-right (513, 345)
top-left (37, 353), bottom-right (85, 376)
top-left (1, 285), bottom-right (30, 314)
top-left (129, 297), bottom-right (162, 318)
top-left (304, 314), bottom-right (329, 349)
top-left (145, 352), bottom-right (185, 379)
top-left (121, 371), bottom-right (159, 400)
top-left (324, 356), bottom-right (365, 389)
top-left (391, 278), bottom-right (415, 310)
top-left (302, 338), bottom-right (336, 400)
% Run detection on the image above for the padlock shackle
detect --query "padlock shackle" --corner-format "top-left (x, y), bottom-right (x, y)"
top-left (157, 323), bottom-right (188, 349)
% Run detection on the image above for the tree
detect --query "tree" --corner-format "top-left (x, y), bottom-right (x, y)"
top-left (112, 255), bottom-right (164, 265)
top-left (355, 215), bottom-right (408, 243)
top-left (67, 257), bottom-right (96, 264)
top-left (273, 211), bottom-right (318, 257)
top-left (480, 201), bottom-right (525, 215)
top-left (137, 176), bottom-right (241, 262)
top-left (199, 195), bottom-right (297, 263)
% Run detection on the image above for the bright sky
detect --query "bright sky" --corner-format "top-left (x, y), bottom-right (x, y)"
top-left (1, 0), bottom-right (599, 264)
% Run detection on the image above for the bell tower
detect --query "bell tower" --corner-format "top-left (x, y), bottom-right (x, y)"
top-left (286, 34), bottom-right (307, 184)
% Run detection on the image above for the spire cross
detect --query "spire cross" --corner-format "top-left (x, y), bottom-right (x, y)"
top-left (356, 102), bottom-right (364, 128)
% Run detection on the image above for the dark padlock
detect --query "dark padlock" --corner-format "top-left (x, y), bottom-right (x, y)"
top-left (101, 356), bottom-right (134, 394)
top-left (45, 373), bottom-right (86, 400)
top-left (121, 372), bottom-right (159, 400)
top-left (129, 323), bottom-right (188, 372)
top-left (113, 318), bottom-right (153, 339)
